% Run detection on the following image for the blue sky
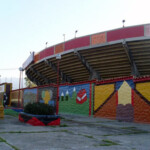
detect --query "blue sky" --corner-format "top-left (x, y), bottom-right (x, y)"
top-left (0, 0), bottom-right (150, 88)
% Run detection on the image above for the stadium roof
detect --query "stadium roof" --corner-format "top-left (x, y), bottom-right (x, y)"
top-left (24, 24), bottom-right (150, 85)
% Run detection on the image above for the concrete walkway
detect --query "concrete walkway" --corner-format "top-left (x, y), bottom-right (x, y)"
top-left (0, 114), bottom-right (150, 150)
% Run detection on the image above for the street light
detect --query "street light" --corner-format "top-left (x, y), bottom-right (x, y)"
top-left (45, 42), bottom-right (48, 48)
top-left (63, 34), bottom-right (65, 42)
top-left (18, 67), bottom-right (24, 108)
top-left (75, 30), bottom-right (78, 38)
top-left (56, 54), bottom-right (61, 115)
top-left (0, 75), bottom-right (1, 84)
top-left (122, 20), bottom-right (125, 28)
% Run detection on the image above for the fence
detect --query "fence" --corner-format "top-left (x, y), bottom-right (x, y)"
top-left (9, 76), bottom-right (150, 124)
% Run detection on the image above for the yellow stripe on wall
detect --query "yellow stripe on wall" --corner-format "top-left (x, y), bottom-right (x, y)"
top-left (94, 84), bottom-right (114, 111)
top-left (118, 81), bottom-right (131, 105)
top-left (136, 82), bottom-right (150, 102)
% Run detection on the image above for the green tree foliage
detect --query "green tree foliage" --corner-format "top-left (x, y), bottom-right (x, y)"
top-left (24, 77), bottom-right (37, 88)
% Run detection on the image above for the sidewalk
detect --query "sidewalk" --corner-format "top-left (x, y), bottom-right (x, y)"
top-left (0, 114), bottom-right (150, 150)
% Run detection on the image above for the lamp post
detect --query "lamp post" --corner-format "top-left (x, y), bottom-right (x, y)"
top-left (0, 75), bottom-right (1, 84)
top-left (56, 54), bottom-right (61, 115)
top-left (18, 67), bottom-right (24, 108)
top-left (45, 42), bottom-right (48, 48)
top-left (122, 20), bottom-right (125, 28)
top-left (75, 30), bottom-right (78, 38)
top-left (63, 34), bottom-right (65, 42)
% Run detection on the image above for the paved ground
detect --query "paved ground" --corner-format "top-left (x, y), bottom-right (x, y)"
top-left (0, 114), bottom-right (150, 150)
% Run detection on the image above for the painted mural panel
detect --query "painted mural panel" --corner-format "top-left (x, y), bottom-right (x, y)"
top-left (38, 87), bottom-right (57, 110)
top-left (94, 84), bottom-right (114, 111)
top-left (145, 25), bottom-right (150, 36)
top-left (0, 84), bottom-right (12, 106)
top-left (118, 81), bottom-right (132, 105)
top-left (94, 93), bottom-right (116, 119)
top-left (59, 84), bottom-right (90, 116)
top-left (55, 43), bottom-right (64, 54)
top-left (64, 36), bottom-right (90, 51)
top-left (116, 80), bottom-right (134, 122)
top-left (0, 93), bottom-right (4, 105)
top-left (91, 33), bottom-right (106, 45)
top-left (10, 90), bottom-right (23, 107)
top-left (107, 26), bottom-right (144, 42)
top-left (134, 91), bottom-right (150, 123)
top-left (136, 82), bottom-right (150, 102)
top-left (23, 88), bottom-right (37, 106)
top-left (34, 53), bottom-right (40, 63)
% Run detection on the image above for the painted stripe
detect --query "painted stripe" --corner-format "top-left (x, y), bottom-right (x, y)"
top-left (77, 96), bottom-right (81, 101)
top-left (116, 91), bottom-right (118, 105)
top-left (132, 89), bottom-right (134, 106)
top-left (82, 93), bottom-right (87, 99)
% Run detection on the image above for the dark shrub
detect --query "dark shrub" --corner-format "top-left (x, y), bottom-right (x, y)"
top-left (24, 102), bottom-right (54, 115)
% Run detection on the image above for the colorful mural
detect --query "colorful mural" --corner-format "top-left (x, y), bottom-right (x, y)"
top-left (134, 91), bottom-right (150, 123)
top-left (94, 84), bottom-right (115, 119)
top-left (59, 83), bottom-right (91, 116)
top-left (134, 82), bottom-right (150, 123)
top-left (91, 33), bottom-right (106, 45)
top-left (7, 77), bottom-right (150, 124)
top-left (94, 80), bottom-right (134, 122)
top-left (94, 79), bottom-right (150, 123)
top-left (23, 88), bottom-right (37, 106)
top-left (94, 93), bottom-right (116, 119)
top-left (136, 82), bottom-right (150, 102)
top-left (38, 87), bottom-right (57, 109)
top-left (116, 80), bottom-right (134, 122)
top-left (94, 84), bottom-right (115, 111)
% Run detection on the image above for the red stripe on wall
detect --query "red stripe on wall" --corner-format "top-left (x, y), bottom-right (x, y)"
top-left (116, 91), bottom-right (118, 106)
top-left (107, 26), bottom-right (144, 42)
top-left (132, 89), bottom-right (134, 106)
top-left (64, 36), bottom-right (90, 51)
top-left (89, 83), bottom-right (92, 117)
top-left (39, 47), bottom-right (54, 60)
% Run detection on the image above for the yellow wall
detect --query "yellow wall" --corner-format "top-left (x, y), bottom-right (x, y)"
top-left (136, 82), bottom-right (150, 102)
top-left (94, 84), bottom-right (114, 111)
top-left (118, 81), bottom-right (131, 105)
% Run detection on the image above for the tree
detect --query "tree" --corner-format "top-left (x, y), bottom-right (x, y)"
top-left (24, 77), bottom-right (37, 88)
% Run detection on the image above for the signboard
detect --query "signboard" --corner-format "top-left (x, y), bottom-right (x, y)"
top-left (0, 85), bottom-right (5, 93)
top-left (22, 52), bottom-right (34, 70)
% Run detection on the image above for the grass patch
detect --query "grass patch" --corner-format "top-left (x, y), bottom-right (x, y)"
top-left (52, 129), bottom-right (73, 134)
top-left (121, 127), bottom-right (149, 135)
top-left (0, 137), bottom-right (6, 142)
top-left (0, 131), bottom-right (49, 134)
top-left (121, 126), bottom-right (136, 130)
top-left (99, 139), bottom-right (119, 146)
top-left (4, 109), bottom-right (19, 117)
top-left (103, 127), bottom-right (150, 137)
top-left (0, 136), bottom-right (19, 150)
top-left (62, 118), bottom-right (74, 122)
top-left (77, 133), bottom-right (95, 139)
top-left (59, 124), bottom-right (68, 127)
top-left (84, 135), bottom-right (94, 139)
top-left (103, 134), bottom-right (114, 136)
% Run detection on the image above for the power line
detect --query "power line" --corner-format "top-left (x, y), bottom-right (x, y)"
top-left (0, 68), bottom-right (18, 70)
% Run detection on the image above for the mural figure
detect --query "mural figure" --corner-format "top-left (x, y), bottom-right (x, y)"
top-left (59, 84), bottom-right (90, 116)
top-left (40, 90), bottom-right (55, 107)
top-left (3, 93), bottom-right (8, 108)
top-left (42, 90), bottom-right (50, 104)
top-left (116, 81), bottom-right (134, 122)
top-left (76, 89), bottom-right (87, 104)
top-left (60, 92), bottom-right (64, 101)
top-left (23, 89), bottom-right (37, 106)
